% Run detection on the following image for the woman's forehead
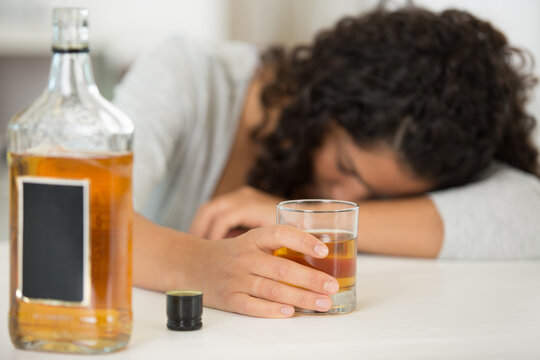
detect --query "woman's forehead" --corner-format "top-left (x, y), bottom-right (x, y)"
top-left (333, 129), bottom-right (434, 196)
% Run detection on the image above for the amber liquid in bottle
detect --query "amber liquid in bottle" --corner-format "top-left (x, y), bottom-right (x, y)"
top-left (8, 152), bottom-right (133, 353)
top-left (274, 230), bottom-right (357, 291)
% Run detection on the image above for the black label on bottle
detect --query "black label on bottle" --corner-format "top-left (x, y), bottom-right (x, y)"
top-left (18, 177), bottom-right (90, 305)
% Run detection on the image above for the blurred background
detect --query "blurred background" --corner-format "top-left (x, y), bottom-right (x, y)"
top-left (0, 0), bottom-right (539, 237)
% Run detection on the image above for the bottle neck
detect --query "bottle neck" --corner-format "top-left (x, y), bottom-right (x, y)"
top-left (47, 51), bottom-right (97, 96)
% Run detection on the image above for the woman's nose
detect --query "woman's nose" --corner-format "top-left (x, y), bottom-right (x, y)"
top-left (328, 186), bottom-right (343, 199)
top-left (329, 182), bottom-right (369, 201)
top-left (329, 185), bottom-right (352, 200)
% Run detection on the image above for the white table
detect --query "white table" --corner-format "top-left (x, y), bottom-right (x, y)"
top-left (1, 239), bottom-right (539, 360)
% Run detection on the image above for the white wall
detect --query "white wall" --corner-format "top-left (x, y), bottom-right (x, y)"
top-left (0, 0), bottom-right (229, 56)
top-left (229, 0), bottom-right (373, 47)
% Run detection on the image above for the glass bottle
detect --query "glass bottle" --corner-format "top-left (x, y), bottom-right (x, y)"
top-left (7, 8), bottom-right (133, 354)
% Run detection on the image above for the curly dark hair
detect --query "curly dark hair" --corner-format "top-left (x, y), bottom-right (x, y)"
top-left (247, 5), bottom-right (539, 198)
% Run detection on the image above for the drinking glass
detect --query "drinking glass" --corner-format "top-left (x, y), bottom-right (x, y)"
top-left (275, 199), bottom-right (358, 315)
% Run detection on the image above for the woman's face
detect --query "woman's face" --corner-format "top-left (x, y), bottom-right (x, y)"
top-left (304, 127), bottom-right (434, 201)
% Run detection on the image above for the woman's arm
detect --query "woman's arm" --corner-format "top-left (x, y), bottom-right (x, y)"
top-left (133, 212), bottom-right (341, 318)
top-left (356, 164), bottom-right (540, 259)
top-left (189, 164), bottom-right (540, 260)
top-left (356, 197), bottom-right (443, 258)
top-left (190, 186), bottom-right (444, 257)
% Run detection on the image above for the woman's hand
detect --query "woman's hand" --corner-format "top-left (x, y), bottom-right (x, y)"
top-left (134, 213), bottom-right (339, 318)
top-left (189, 186), bottom-right (282, 240)
top-left (193, 225), bottom-right (340, 318)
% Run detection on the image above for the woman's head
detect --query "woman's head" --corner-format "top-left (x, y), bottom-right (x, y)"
top-left (248, 5), bottom-right (539, 199)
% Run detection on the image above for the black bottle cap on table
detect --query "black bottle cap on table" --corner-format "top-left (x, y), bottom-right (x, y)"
top-left (166, 290), bottom-right (203, 331)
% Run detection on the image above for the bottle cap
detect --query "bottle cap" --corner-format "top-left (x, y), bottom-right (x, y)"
top-left (166, 290), bottom-right (203, 331)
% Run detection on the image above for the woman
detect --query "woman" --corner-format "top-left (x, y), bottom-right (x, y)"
top-left (113, 6), bottom-right (540, 318)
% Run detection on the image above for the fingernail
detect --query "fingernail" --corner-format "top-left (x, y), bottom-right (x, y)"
top-left (281, 307), bottom-right (294, 316)
top-left (314, 244), bottom-right (328, 257)
top-left (324, 280), bottom-right (339, 293)
top-left (315, 298), bottom-right (332, 310)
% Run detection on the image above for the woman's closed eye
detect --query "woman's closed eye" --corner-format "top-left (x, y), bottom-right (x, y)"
top-left (336, 157), bottom-right (357, 177)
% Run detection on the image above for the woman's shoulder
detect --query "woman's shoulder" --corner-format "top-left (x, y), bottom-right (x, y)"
top-left (187, 38), bottom-right (260, 81)
top-left (434, 162), bottom-right (540, 196)
top-left (477, 162), bottom-right (540, 191)
top-left (429, 162), bottom-right (540, 221)
top-left (432, 162), bottom-right (540, 260)
top-left (479, 162), bottom-right (539, 181)
top-left (133, 36), bottom-right (259, 84)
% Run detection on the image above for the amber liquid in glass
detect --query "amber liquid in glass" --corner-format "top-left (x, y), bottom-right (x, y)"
top-left (274, 230), bottom-right (356, 292)
top-left (8, 152), bottom-right (133, 353)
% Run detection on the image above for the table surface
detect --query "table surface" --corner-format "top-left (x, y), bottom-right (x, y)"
top-left (1, 239), bottom-right (540, 360)
top-left (1, 158), bottom-right (540, 359)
